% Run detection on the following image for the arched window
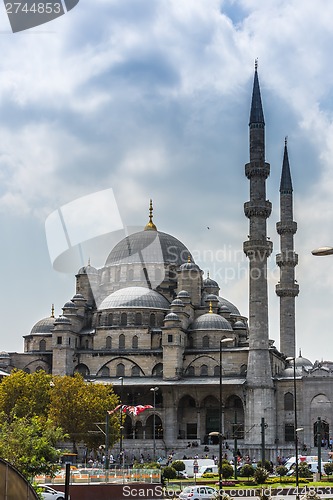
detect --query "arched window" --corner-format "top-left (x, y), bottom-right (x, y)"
top-left (203, 336), bottom-right (209, 348)
top-left (240, 364), bottom-right (247, 375)
top-left (106, 336), bottom-right (112, 350)
top-left (128, 269), bottom-right (134, 281)
top-left (214, 365), bottom-right (220, 376)
top-left (119, 334), bottom-right (125, 349)
top-left (284, 392), bottom-right (294, 411)
top-left (39, 339), bottom-right (46, 351)
top-left (188, 336), bottom-right (194, 348)
top-left (121, 313), bottom-right (127, 326)
top-left (116, 268), bottom-right (121, 282)
top-left (36, 366), bottom-right (44, 372)
top-left (100, 366), bottom-right (110, 377)
top-left (108, 313), bottom-right (113, 326)
top-left (132, 335), bottom-right (138, 349)
top-left (152, 363), bottom-right (163, 377)
top-left (150, 313), bottom-right (156, 327)
top-left (188, 366), bottom-right (195, 376)
top-left (135, 312), bottom-right (142, 325)
top-left (200, 364), bottom-right (208, 376)
top-left (131, 365), bottom-right (140, 377)
top-left (116, 363), bottom-right (125, 377)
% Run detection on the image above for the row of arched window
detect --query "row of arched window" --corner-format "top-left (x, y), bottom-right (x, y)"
top-left (185, 364), bottom-right (247, 377)
top-left (97, 312), bottom-right (158, 327)
top-left (113, 267), bottom-right (164, 283)
top-left (76, 362), bottom-right (164, 378)
top-left (105, 334), bottom-right (139, 350)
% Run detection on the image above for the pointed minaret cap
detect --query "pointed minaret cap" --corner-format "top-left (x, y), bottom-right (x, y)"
top-left (144, 199), bottom-right (157, 231)
top-left (280, 137), bottom-right (293, 194)
top-left (249, 59), bottom-right (265, 126)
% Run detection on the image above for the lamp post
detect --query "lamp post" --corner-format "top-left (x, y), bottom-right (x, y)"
top-left (150, 387), bottom-right (159, 461)
top-left (218, 337), bottom-right (233, 493)
top-left (286, 356), bottom-right (300, 500)
top-left (119, 376), bottom-right (124, 468)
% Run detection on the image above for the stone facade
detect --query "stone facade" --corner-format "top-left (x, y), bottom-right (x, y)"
top-left (3, 67), bottom-right (333, 462)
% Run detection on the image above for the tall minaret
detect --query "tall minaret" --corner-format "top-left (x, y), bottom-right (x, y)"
top-left (276, 139), bottom-right (299, 357)
top-left (243, 62), bottom-right (275, 445)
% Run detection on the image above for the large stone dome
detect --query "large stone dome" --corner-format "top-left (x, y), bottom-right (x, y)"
top-left (99, 286), bottom-right (170, 310)
top-left (105, 230), bottom-right (192, 267)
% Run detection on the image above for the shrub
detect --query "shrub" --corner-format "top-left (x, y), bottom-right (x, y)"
top-left (221, 463), bottom-right (234, 479)
top-left (162, 466), bottom-right (177, 483)
top-left (171, 460), bottom-right (185, 472)
top-left (324, 462), bottom-right (333, 477)
top-left (298, 463), bottom-right (312, 479)
top-left (257, 460), bottom-right (273, 473)
top-left (239, 464), bottom-right (255, 479)
top-left (276, 465), bottom-right (288, 480)
top-left (254, 466), bottom-right (269, 484)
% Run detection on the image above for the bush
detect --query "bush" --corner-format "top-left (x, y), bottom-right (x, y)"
top-left (324, 462), bottom-right (333, 476)
top-left (254, 466), bottom-right (269, 484)
top-left (239, 464), bottom-right (255, 479)
top-left (276, 465), bottom-right (288, 480)
top-left (162, 466), bottom-right (177, 483)
top-left (298, 463), bottom-right (312, 479)
top-left (221, 463), bottom-right (234, 479)
top-left (171, 460), bottom-right (185, 472)
top-left (257, 460), bottom-right (273, 473)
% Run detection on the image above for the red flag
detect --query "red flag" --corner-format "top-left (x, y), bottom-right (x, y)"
top-left (132, 405), bottom-right (153, 416)
top-left (108, 404), bottom-right (128, 415)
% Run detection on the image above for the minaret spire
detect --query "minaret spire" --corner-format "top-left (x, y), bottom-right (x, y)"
top-left (243, 65), bottom-right (275, 447)
top-left (276, 139), bottom-right (299, 357)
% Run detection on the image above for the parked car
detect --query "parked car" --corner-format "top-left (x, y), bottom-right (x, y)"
top-left (39, 485), bottom-right (69, 500)
top-left (178, 470), bottom-right (189, 479)
top-left (179, 485), bottom-right (218, 499)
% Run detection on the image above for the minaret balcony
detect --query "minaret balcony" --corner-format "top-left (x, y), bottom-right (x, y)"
top-left (276, 252), bottom-right (298, 267)
top-left (276, 221), bottom-right (297, 235)
top-left (243, 239), bottom-right (273, 258)
top-left (275, 283), bottom-right (299, 297)
top-left (245, 161), bottom-right (270, 179)
top-left (244, 200), bottom-right (272, 219)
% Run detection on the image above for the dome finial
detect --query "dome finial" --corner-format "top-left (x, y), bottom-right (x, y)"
top-left (255, 58), bottom-right (258, 71)
top-left (209, 301), bottom-right (213, 314)
top-left (207, 271), bottom-right (210, 278)
top-left (285, 136), bottom-right (288, 147)
top-left (144, 199), bottom-right (157, 231)
top-left (187, 255), bottom-right (191, 263)
top-left (51, 304), bottom-right (54, 318)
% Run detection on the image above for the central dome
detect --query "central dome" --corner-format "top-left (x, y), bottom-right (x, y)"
top-left (105, 230), bottom-right (192, 267)
top-left (99, 286), bottom-right (170, 310)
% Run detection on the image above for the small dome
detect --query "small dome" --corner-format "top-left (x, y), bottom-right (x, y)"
top-left (203, 276), bottom-right (219, 288)
top-left (63, 301), bottom-right (76, 309)
top-left (72, 293), bottom-right (85, 300)
top-left (295, 355), bottom-right (313, 370)
top-left (0, 351), bottom-right (10, 358)
top-left (164, 312), bottom-right (181, 322)
top-left (77, 264), bottom-right (98, 275)
top-left (233, 320), bottom-right (246, 329)
top-left (54, 315), bottom-right (71, 325)
top-left (218, 297), bottom-right (240, 315)
top-left (191, 313), bottom-right (232, 331)
top-left (171, 298), bottom-right (184, 307)
top-left (99, 286), bottom-right (170, 310)
top-left (179, 259), bottom-right (199, 271)
top-left (205, 294), bottom-right (218, 302)
top-left (31, 316), bottom-right (55, 334)
top-left (177, 290), bottom-right (190, 298)
top-left (220, 304), bottom-right (231, 313)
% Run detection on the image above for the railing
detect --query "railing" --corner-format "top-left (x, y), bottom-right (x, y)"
top-left (35, 468), bottom-right (161, 485)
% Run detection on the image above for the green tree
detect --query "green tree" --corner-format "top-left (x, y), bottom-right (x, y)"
top-left (0, 369), bottom-right (51, 421)
top-left (48, 374), bottom-right (119, 452)
top-left (257, 460), bottom-right (273, 473)
top-left (0, 414), bottom-right (65, 481)
top-left (171, 460), bottom-right (185, 475)
top-left (298, 462), bottom-right (312, 478)
top-left (162, 466), bottom-right (177, 483)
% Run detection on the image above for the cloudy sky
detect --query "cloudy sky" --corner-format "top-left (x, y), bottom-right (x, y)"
top-left (0, 0), bottom-right (333, 362)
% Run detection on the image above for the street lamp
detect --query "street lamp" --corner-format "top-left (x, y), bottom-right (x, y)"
top-left (218, 337), bottom-right (233, 493)
top-left (150, 387), bottom-right (159, 461)
top-left (312, 246), bottom-right (333, 256)
top-left (286, 357), bottom-right (300, 500)
top-left (119, 376), bottom-right (124, 468)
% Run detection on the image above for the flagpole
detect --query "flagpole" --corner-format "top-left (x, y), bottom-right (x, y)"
top-left (105, 411), bottom-right (109, 480)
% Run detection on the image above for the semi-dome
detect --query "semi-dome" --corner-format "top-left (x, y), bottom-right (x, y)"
top-left (191, 313), bottom-right (232, 331)
top-left (218, 297), bottom-right (240, 316)
top-left (99, 286), bottom-right (170, 310)
top-left (31, 316), bottom-right (55, 335)
top-left (105, 230), bottom-right (192, 267)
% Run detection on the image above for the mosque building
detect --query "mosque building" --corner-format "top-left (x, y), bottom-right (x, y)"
top-left (2, 65), bottom-right (333, 461)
